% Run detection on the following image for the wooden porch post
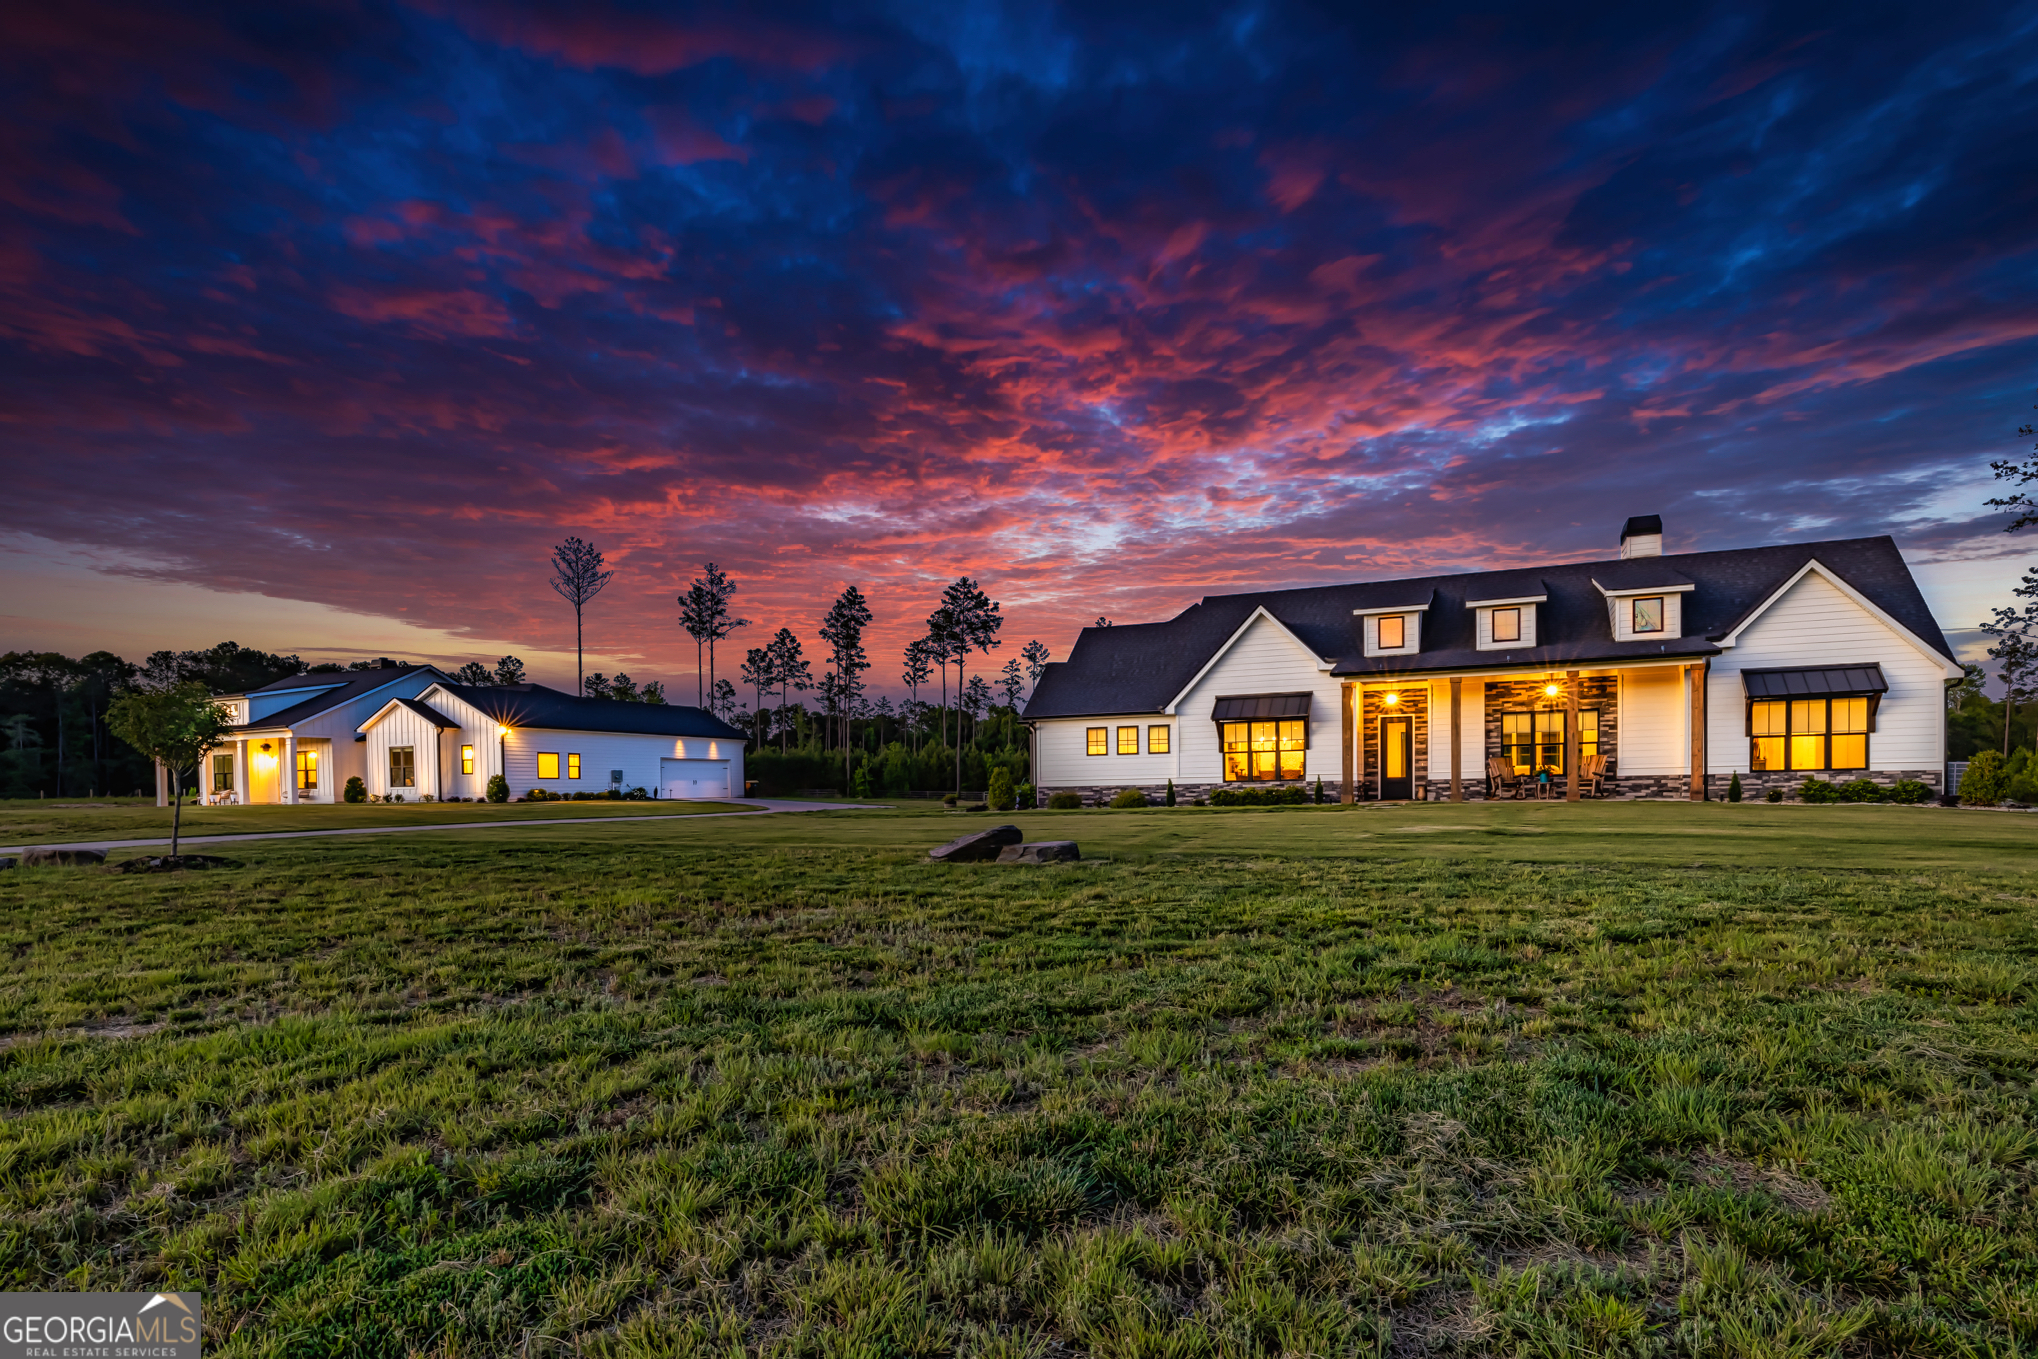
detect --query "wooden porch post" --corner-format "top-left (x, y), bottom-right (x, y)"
top-left (1564, 670), bottom-right (1581, 801)
top-left (1340, 682), bottom-right (1355, 804)
top-left (1449, 677), bottom-right (1463, 802)
top-left (1688, 662), bottom-right (1708, 800)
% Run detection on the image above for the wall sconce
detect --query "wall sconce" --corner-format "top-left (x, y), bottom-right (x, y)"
top-left (1382, 691), bottom-right (1400, 706)
top-left (259, 742), bottom-right (272, 752)
top-left (1543, 683), bottom-right (1560, 697)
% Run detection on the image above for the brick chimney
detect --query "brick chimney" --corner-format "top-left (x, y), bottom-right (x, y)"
top-left (1619, 515), bottom-right (1663, 559)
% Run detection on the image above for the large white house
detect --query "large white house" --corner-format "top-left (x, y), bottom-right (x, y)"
top-left (198, 666), bottom-right (747, 804)
top-left (1022, 518), bottom-right (1963, 802)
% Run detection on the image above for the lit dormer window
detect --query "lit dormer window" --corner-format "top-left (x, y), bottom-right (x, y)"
top-left (1354, 604), bottom-right (1427, 657)
top-left (1378, 615), bottom-right (1405, 649)
top-left (1468, 585), bottom-right (1545, 650)
top-left (1492, 607), bottom-right (1521, 643)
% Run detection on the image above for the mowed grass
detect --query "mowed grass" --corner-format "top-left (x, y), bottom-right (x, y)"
top-left (3, 805), bottom-right (2038, 1356)
top-left (0, 797), bottom-right (749, 849)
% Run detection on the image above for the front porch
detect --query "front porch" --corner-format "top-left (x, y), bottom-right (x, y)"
top-left (200, 734), bottom-right (335, 805)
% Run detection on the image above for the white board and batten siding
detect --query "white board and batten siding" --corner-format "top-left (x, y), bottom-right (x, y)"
top-left (362, 703), bottom-right (460, 799)
top-left (1172, 614), bottom-right (1343, 784)
top-left (1706, 566), bottom-right (1952, 774)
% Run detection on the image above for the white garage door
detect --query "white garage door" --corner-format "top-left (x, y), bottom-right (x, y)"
top-left (661, 758), bottom-right (730, 800)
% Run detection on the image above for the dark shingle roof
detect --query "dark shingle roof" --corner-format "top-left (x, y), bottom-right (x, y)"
top-left (395, 698), bottom-right (460, 730)
top-left (442, 683), bottom-right (748, 741)
top-left (1589, 559), bottom-right (1695, 592)
top-left (230, 667), bottom-right (450, 731)
top-left (1022, 536), bottom-right (1952, 720)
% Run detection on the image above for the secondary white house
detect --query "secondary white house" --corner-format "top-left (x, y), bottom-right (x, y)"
top-left (200, 666), bottom-right (747, 804)
top-left (1022, 518), bottom-right (1963, 803)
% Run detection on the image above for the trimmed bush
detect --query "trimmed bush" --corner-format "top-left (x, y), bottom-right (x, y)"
top-left (1887, 779), bottom-right (1932, 805)
top-left (485, 774), bottom-right (509, 803)
top-left (1109, 787), bottom-right (1147, 809)
top-left (1046, 791), bottom-right (1082, 809)
top-left (1797, 777), bottom-right (1838, 804)
top-left (1961, 750), bottom-right (2007, 806)
top-left (1727, 772), bottom-right (1742, 802)
top-left (987, 768), bottom-right (1015, 811)
top-left (343, 776), bottom-right (367, 804)
top-left (1835, 778), bottom-right (1885, 803)
top-left (1016, 782), bottom-right (1036, 809)
top-left (1765, 787), bottom-right (1783, 803)
top-left (1165, 778), bottom-right (1176, 807)
top-left (1313, 777), bottom-right (1325, 804)
top-left (1209, 785), bottom-right (1309, 807)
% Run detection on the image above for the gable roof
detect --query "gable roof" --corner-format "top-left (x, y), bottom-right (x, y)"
top-left (356, 697), bottom-right (462, 732)
top-left (438, 683), bottom-right (749, 741)
top-left (229, 666), bottom-right (451, 732)
top-left (1022, 535), bottom-right (1954, 720)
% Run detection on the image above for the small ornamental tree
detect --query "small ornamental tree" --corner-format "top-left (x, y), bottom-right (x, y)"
top-left (1728, 772), bottom-right (1743, 802)
top-left (106, 681), bottom-right (232, 857)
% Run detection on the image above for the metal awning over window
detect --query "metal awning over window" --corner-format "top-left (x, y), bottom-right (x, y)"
top-left (1740, 665), bottom-right (1887, 699)
top-left (1210, 692), bottom-right (1313, 722)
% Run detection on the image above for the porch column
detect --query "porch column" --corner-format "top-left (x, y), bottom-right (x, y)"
top-left (236, 739), bottom-right (248, 806)
top-left (1450, 677), bottom-right (1463, 802)
top-left (1339, 682), bottom-right (1355, 804)
top-left (1565, 670), bottom-right (1581, 801)
top-left (1688, 662), bottom-right (1708, 801)
top-left (283, 734), bottom-right (297, 804)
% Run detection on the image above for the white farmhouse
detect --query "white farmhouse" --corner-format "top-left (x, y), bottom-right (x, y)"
top-left (201, 666), bottom-right (746, 803)
top-left (1023, 518), bottom-right (1963, 802)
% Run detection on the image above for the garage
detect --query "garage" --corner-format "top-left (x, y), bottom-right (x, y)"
top-left (661, 757), bottom-right (731, 800)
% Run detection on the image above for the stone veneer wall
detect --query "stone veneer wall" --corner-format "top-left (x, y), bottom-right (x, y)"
top-left (1481, 676), bottom-right (1620, 791)
top-left (1357, 683), bottom-right (1429, 800)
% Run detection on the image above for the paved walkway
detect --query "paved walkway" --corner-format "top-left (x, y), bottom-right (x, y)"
top-left (0, 800), bottom-right (888, 856)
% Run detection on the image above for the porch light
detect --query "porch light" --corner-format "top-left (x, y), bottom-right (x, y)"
top-left (498, 726), bottom-right (511, 738)
top-left (1544, 683), bottom-right (1560, 697)
top-left (1382, 692), bottom-right (1400, 706)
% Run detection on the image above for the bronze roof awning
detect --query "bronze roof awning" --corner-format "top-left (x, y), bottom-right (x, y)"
top-left (1741, 664), bottom-right (1887, 699)
top-left (1210, 692), bottom-right (1313, 722)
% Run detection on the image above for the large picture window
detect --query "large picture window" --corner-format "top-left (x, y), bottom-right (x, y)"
top-left (1378, 614), bottom-right (1406, 649)
top-left (1500, 710), bottom-right (1598, 775)
top-left (1750, 698), bottom-right (1868, 772)
top-left (1492, 607), bottom-right (1522, 643)
top-left (1222, 719), bottom-right (1305, 781)
top-left (389, 746), bottom-right (415, 788)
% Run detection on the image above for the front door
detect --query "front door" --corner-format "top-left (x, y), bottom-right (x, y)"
top-left (249, 743), bottom-right (280, 804)
top-left (1380, 717), bottom-right (1412, 800)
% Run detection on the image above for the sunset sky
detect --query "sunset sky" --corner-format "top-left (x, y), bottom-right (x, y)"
top-left (4, 1), bottom-right (2035, 694)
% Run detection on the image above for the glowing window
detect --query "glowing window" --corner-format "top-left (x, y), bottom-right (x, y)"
top-left (1752, 697), bottom-right (1869, 771)
top-left (295, 748), bottom-right (319, 791)
top-left (1632, 596), bottom-right (1663, 633)
top-left (1117, 726), bottom-right (1138, 755)
top-left (1148, 725), bottom-right (1171, 754)
top-left (1492, 607), bottom-right (1522, 643)
top-left (1500, 710), bottom-right (1597, 775)
top-left (537, 752), bottom-right (559, 780)
top-left (211, 753), bottom-right (235, 792)
top-left (461, 744), bottom-right (475, 775)
top-left (1378, 614), bottom-right (1406, 649)
top-left (1086, 727), bottom-right (1107, 756)
top-left (388, 746), bottom-right (415, 788)
top-left (1221, 719), bottom-right (1305, 781)
top-left (568, 753), bottom-right (581, 779)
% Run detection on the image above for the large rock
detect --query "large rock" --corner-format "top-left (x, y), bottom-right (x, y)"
top-left (996, 841), bottom-right (1080, 864)
top-left (109, 854), bottom-right (236, 874)
top-left (21, 847), bottom-right (106, 867)
top-left (928, 824), bottom-right (1024, 862)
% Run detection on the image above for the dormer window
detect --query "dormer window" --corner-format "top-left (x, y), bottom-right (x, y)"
top-left (1492, 608), bottom-right (1521, 643)
top-left (1468, 588), bottom-right (1545, 651)
top-left (1354, 603), bottom-right (1427, 657)
top-left (1632, 597), bottom-right (1663, 633)
top-left (1378, 615), bottom-right (1405, 649)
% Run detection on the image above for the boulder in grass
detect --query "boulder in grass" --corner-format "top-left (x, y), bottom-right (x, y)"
top-left (109, 854), bottom-right (236, 874)
top-left (0, 857), bottom-right (15, 871)
top-left (996, 841), bottom-right (1080, 864)
top-left (21, 847), bottom-right (106, 867)
top-left (928, 824), bottom-right (1024, 862)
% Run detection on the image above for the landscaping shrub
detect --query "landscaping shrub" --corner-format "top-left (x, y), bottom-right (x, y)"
top-left (2006, 752), bottom-right (2038, 805)
top-left (987, 768), bottom-right (1015, 811)
top-left (943, 792), bottom-right (959, 807)
top-left (1836, 778), bottom-right (1886, 803)
top-left (1887, 779), bottom-right (1932, 805)
top-left (525, 787), bottom-right (558, 802)
top-left (1313, 776), bottom-right (1325, 804)
top-left (1016, 782), bottom-right (1035, 809)
top-left (1797, 777), bottom-right (1839, 804)
top-left (1765, 787), bottom-right (1783, 802)
top-left (342, 776), bottom-right (367, 804)
top-left (1165, 778), bottom-right (1176, 807)
top-left (1727, 772), bottom-right (1742, 802)
top-left (1209, 785), bottom-right (1310, 807)
top-left (1109, 787), bottom-right (1147, 809)
top-left (485, 774), bottom-right (509, 803)
top-left (1046, 791), bottom-right (1082, 809)
top-left (1961, 750), bottom-right (2007, 806)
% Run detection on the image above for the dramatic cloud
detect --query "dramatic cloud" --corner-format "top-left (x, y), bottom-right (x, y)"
top-left (2, 0), bottom-right (2034, 682)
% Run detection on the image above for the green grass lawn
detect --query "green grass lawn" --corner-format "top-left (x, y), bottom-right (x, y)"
top-left (0, 797), bottom-right (751, 848)
top-left (4, 803), bottom-right (2038, 1355)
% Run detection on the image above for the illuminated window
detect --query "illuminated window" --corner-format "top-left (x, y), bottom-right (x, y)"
top-left (1492, 607), bottom-right (1522, 643)
top-left (461, 744), bottom-right (475, 775)
top-left (1750, 698), bottom-right (1869, 771)
top-left (295, 748), bottom-right (319, 791)
top-left (1148, 725), bottom-right (1171, 754)
top-left (1117, 726), bottom-right (1138, 755)
top-left (211, 753), bottom-right (235, 792)
top-left (1378, 614), bottom-right (1406, 649)
top-left (1221, 719), bottom-right (1305, 781)
top-left (568, 753), bottom-right (581, 779)
top-left (1632, 596), bottom-right (1663, 633)
top-left (1086, 727), bottom-right (1107, 756)
top-left (1500, 710), bottom-right (1597, 775)
top-left (537, 752), bottom-right (560, 780)
top-left (389, 746), bottom-right (415, 788)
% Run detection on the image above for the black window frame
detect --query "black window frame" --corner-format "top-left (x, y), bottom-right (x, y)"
top-left (1491, 606), bottom-right (1522, 643)
top-left (1147, 724), bottom-right (1171, 754)
top-left (389, 745), bottom-right (416, 788)
top-left (1748, 697), bottom-right (1871, 772)
top-left (1631, 596), bottom-right (1664, 633)
top-left (1085, 727), bottom-right (1107, 756)
top-left (211, 752), bottom-right (235, 792)
top-left (1377, 614), bottom-right (1406, 650)
top-left (1220, 718), bottom-right (1306, 782)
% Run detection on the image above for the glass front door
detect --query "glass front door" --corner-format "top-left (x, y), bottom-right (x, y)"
top-left (1380, 717), bottom-right (1412, 800)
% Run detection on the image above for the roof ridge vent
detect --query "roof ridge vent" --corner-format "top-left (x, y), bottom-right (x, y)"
top-left (1620, 514), bottom-right (1663, 559)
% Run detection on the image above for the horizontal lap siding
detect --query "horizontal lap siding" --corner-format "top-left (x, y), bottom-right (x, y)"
top-left (1707, 570), bottom-right (1946, 773)
top-left (507, 730), bottom-right (743, 797)
top-left (1176, 616), bottom-right (1343, 784)
top-left (1035, 717), bottom-right (1177, 786)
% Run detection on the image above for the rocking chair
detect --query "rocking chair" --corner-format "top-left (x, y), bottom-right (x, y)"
top-left (1486, 756), bottom-right (1526, 800)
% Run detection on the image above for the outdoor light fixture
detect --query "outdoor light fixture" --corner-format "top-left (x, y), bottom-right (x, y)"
top-left (1544, 683), bottom-right (1560, 697)
top-left (1383, 691), bottom-right (1400, 706)
top-left (498, 726), bottom-right (511, 738)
